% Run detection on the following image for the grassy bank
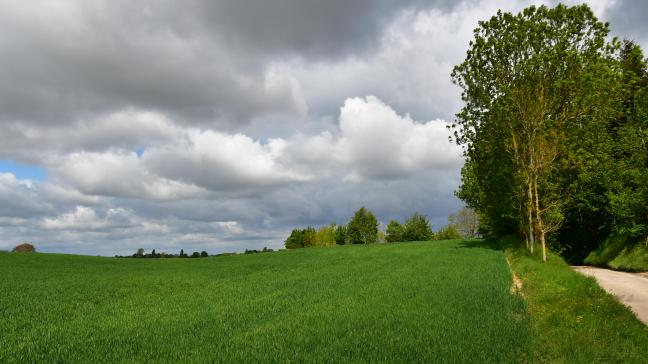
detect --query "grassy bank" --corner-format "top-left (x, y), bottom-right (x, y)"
top-left (585, 235), bottom-right (648, 272)
top-left (506, 246), bottom-right (648, 363)
top-left (0, 240), bottom-right (530, 363)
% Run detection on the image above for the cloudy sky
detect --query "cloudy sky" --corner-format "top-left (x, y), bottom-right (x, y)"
top-left (0, 0), bottom-right (645, 255)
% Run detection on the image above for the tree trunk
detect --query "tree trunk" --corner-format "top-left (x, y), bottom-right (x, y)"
top-left (540, 228), bottom-right (547, 262)
top-left (533, 174), bottom-right (547, 262)
top-left (527, 180), bottom-right (535, 254)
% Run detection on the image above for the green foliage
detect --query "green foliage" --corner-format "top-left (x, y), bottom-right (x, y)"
top-left (302, 226), bottom-right (317, 247)
top-left (585, 235), bottom-right (648, 272)
top-left (386, 220), bottom-right (403, 242)
top-left (450, 3), bottom-right (648, 261)
top-left (506, 245), bottom-right (648, 362)
top-left (609, 244), bottom-right (648, 272)
top-left (0, 241), bottom-right (531, 362)
top-left (314, 225), bottom-right (337, 247)
top-left (334, 224), bottom-right (347, 245)
top-left (200, 251), bottom-right (208, 258)
top-left (435, 225), bottom-right (462, 240)
top-left (584, 235), bottom-right (630, 266)
top-left (285, 229), bottom-right (305, 249)
top-left (346, 207), bottom-right (378, 244)
top-left (402, 213), bottom-right (434, 241)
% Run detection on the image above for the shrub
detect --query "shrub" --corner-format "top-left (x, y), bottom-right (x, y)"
top-left (315, 225), bottom-right (337, 247)
top-left (386, 220), bottom-right (404, 242)
top-left (302, 227), bottom-right (317, 247)
top-left (334, 225), bottom-right (347, 245)
top-left (402, 213), bottom-right (434, 241)
top-left (435, 225), bottom-right (461, 240)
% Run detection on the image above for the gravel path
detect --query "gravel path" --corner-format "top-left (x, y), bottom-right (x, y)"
top-left (573, 266), bottom-right (648, 326)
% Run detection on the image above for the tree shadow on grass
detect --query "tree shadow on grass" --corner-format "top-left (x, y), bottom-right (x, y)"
top-left (456, 237), bottom-right (506, 251)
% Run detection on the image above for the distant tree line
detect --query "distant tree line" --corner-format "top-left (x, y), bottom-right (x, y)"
top-left (116, 248), bottom-right (209, 258)
top-left (386, 208), bottom-right (479, 242)
top-left (116, 247), bottom-right (277, 258)
top-left (285, 207), bottom-right (479, 249)
top-left (285, 207), bottom-right (379, 248)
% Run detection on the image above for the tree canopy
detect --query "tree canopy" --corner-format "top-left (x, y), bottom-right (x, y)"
top-left (451, 4), bottom-right (647, 261)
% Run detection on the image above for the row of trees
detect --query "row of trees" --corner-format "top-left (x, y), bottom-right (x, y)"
top-left (386, 208), bottom-right (480, 242)
top-left (117, 248), bottom-right (209, 258)
top-left (285, 207), bottom-right (379, 248)
top-left (285, 207), bottom-right (479, 249)
top-left (451, 4), bottom-right (647, 262)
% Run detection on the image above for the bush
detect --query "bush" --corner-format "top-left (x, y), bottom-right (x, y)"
top-left (334, 225), bottom-right (347, 245)
top-left (584, 234), bottom-right (630, 266)
top-left (402, 213), bottom-right (434, 241)
top-left (315, 225), bottom-right (337, 247)
top-left (200, 251), bottom-right (208, 257)
top-left (302, 227), bottom-right (317, 247)
top-left (435, 225), bottom-right (462, 240)
top-left (386, 220), bottom-right (404, 242)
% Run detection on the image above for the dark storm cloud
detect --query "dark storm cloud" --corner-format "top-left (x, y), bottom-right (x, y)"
top-left (0, 0), bottom-right (467, 129)
top-left (195, 0), bottom-right (464, 59)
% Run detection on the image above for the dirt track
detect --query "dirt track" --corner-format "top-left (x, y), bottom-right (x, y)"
top-left (573, 266), bottom-right (648, 326)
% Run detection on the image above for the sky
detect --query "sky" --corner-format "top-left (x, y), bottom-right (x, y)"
top-left (0, 0), bottom-right (645, 256)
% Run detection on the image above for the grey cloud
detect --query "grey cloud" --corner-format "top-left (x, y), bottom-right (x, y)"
top-left (0, 0), bottom-right (468, 130)
top-left (195, 0), bottom-right (466, 59)
top-left (603, 0), bottom-right (648, 49)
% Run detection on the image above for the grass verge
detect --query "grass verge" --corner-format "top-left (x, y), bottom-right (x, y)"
top-left (506, 246), bottom-right (648, 363)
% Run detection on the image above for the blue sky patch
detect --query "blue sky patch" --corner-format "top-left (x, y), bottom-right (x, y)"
top-left (0, 160), bottom-right (47, 181)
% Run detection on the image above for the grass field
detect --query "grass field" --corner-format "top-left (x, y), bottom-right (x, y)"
top-left (0, 240), bottom-right (531, 363)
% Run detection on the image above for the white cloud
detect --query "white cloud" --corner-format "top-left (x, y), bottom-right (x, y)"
top-left (51, 151), bottom-right (208, 201)
top-left (335, 96), bottom-right (461, 180)
top-left (143, 129), bottom-right (313, 194)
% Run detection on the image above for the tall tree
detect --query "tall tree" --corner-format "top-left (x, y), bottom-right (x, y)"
top-left (346, 207), bottom-right (378, 244)
top-left (451, 4), bottom-right (620, 261)
top-left (608, 41), bottom-right (648, 246)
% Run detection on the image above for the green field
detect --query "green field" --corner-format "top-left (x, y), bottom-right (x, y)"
top-left (0, 240), bottom-right (531, 362)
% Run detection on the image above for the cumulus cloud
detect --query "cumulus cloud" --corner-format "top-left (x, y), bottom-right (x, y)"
top-left (0, 0), bottom-right (642, 255)
top-left (143, 130), bottom-right (313, 194)
top-left (336, 96), bottom-right (460, 180)
top-left (0, 110), bottom-right (181, 162)
top-left (45, 96), bottom-right (458, 201)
